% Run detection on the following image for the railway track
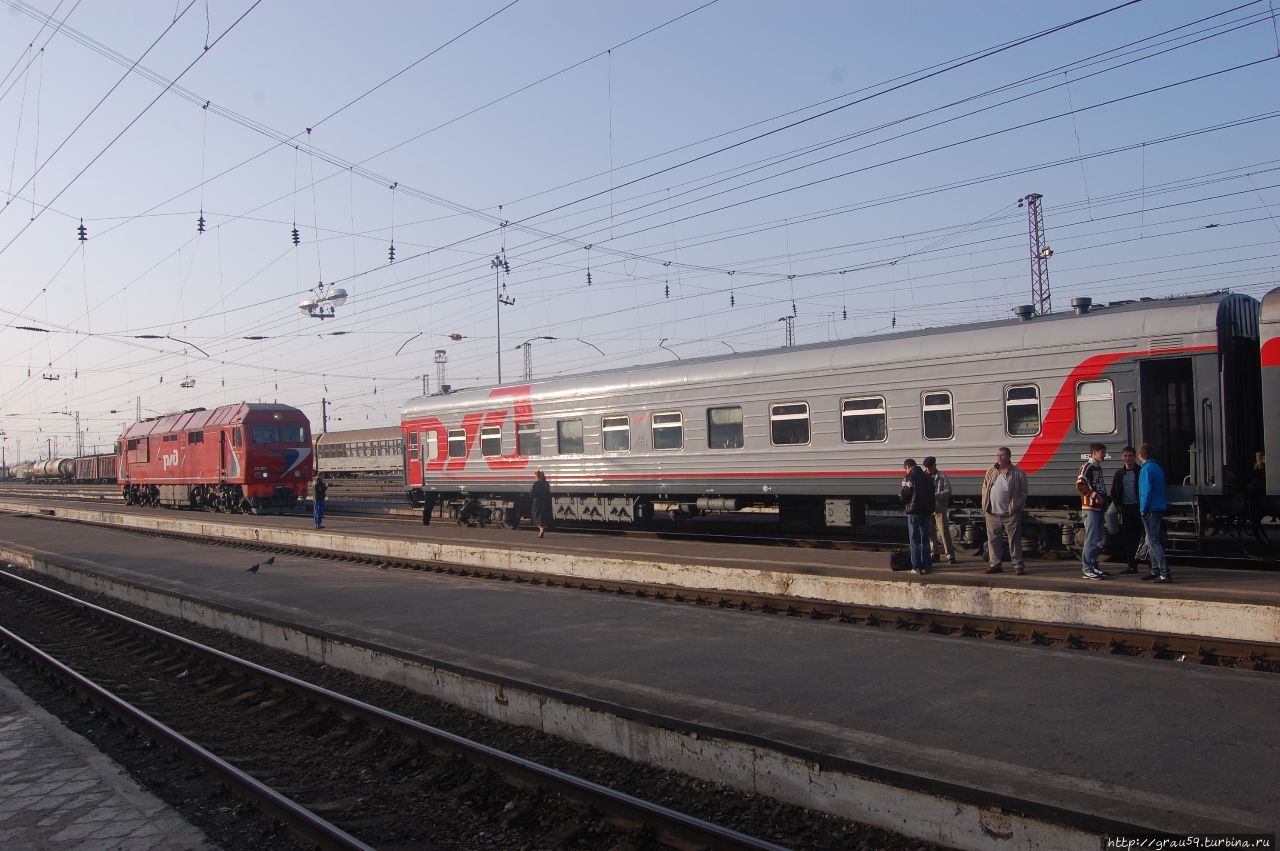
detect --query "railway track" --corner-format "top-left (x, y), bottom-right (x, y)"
top-left (0, 569), bottom-right (789, 851)
top-left (8, 500), bottom-right (1279, 673)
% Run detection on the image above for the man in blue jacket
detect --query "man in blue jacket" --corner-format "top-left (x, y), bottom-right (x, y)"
top-left (1137, 443), bottom-right (1170, 582)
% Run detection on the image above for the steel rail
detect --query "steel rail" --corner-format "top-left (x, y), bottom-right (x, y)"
top-left (0, 570), bottom-right (787, 851)
top-left (0, 621), bottom-right (374, 851)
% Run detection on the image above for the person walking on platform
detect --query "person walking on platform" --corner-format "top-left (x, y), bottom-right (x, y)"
top-left (899, 458), bottom-right (935, 575)
top-left (420, 493), bottom-right (436, 527)
top-left (922, 456), bottom-right (956, 565)
top-left (530, 470), bottom-right (554, 538)
top-left (312, 474), bottom-right (328, 530)
top-left (981, 447), bottom-right (1028, 575)
top-left (1137, 444), bottom-right (1171, 582)
top-left (1110, 446), bottom-right (1143, 573)
top-left (1076, 443), bottom-right (1111, 580)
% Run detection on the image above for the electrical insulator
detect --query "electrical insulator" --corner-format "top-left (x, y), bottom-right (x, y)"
top-left (502, 259), bottom-right (510, 274)
top-left (291, 225), bottom-right (300, 246)
top-left (197, 212), bottom-right (206, 233)
top-left (842, 307), bottom-right (848, 320)
top-left (77, 219), bottom-right (87, 242)
top-left (791, 301), bottom-right (797, 317)
top-left (388, 241), bottom-right (396, 262)
top-left (586, 270), bottom-right (592, 286)
top-left (664, 284), bottom-right (669, 298)
top-left (730, 292), bottom-right (736, 307)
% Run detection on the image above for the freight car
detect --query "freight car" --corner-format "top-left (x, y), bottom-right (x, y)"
top-left (402, 288), bottom-right (1275, 550)
top-left (314, 426), bottom-right (402, 476)
top-left (27, 458), bottom-right (75, 482)
top-left (73, 453), bottom-right (117, 484)
top-left (118, 403), bottom-right (312, 513)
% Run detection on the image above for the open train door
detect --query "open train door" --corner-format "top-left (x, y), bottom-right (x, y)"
top-left (1138, 358), bottom-right (1197, 503)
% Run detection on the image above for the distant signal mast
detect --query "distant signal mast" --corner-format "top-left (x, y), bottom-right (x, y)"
top-left (1019, 193), bottom-right (1053, 316)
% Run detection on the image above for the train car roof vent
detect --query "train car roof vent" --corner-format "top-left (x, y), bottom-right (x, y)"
top-left (1149, 336), bottom-right (1184, 351)
top-left (1071, 297), bottom-right (1093, 316)
top-left (1012, 304), bottom-right (1035, 322)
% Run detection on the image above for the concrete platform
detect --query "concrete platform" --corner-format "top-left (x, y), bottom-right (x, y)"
top-left (1, 498), bottom-right (1278, 644)
top-left (0, 511), bottom-right (1275, 848)
top-left (0, 672), bottom-right (211, 850)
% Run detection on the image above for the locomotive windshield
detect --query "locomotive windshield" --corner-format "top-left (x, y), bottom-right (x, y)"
top-left (251, 424), bottom-right (308, 444)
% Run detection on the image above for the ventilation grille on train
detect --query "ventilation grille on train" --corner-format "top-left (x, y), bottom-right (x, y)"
top-left (1148, 336), bottom-right (1185, 351)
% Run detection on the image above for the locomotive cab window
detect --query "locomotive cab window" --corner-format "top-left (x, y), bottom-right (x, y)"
top-left (232, 428), bottom-right (242, 448)
top-left (842, 396), bottom-right (887, 442)
top-left (517, 422), bottom-right (541, 456)
top-left (557, 419), bottom-right (584, 454)
top-left (279, 424), bottom-right (306, 444)
top-left (602, 416), bottom-right (630, 452)
top-left (652, 411), bottom-right (684, 451)
top-left (770, 402), bottom-right (810, 446)
top-left (1075, 379), bottom-right (1115, 435)
top-left (922, 392), bottom-right (954, 440)
top-left (481, 425), bottom-right (503, 457)
top-left (1005, 385), bottom-right (1042, 436)
top-left (447, 428), bottom-right (468, 458)
top-left (707, 406), bottom-right (743, 449)
top-left (251, 425), bottom-right (280, 444)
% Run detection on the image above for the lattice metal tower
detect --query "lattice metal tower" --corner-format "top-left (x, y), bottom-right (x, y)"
top-left (779, 315), bottom-right (795, 347)
top-left (1020, 193), bottom-right (1053, 315)
top-left (521, 341), bottom-right (533, 382)
top-left (434, 350), bottom-right (448, 394)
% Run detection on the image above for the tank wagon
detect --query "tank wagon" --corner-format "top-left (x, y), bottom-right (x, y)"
top-left (402, 289), bottom-right (1276, 549)
top-left (119, 402), bottom-right (312, 513)
top-left (314, 425), bottom-right (402, 476)
top-left (28, 458), bottom-right (75, 482)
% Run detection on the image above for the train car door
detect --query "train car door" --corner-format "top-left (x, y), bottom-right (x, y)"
top-left (219, 430), bottom-right (227, 479)
top-left (1139, 358), bottom-right (1197, 501)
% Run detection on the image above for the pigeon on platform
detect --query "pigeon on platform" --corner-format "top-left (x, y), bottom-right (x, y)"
top-left (246, 564), bottom-right (260, 574)
top-left (264, 556), bottom-right (276, 566)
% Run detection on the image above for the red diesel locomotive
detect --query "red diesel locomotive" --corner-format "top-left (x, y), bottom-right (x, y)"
top-left (118, 402), bottom-right (313, 513)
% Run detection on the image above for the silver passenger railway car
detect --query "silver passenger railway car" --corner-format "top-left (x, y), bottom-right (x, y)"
top-left (1262, 287), bottom-right (1280, 511)
top-left (314, 426), bottom-right (403, 477)
top-left (401, 289), bottom-right (1275, 546)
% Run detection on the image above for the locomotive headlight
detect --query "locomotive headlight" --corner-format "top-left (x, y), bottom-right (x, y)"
top-left (293, 470), bottom-right (302, 478)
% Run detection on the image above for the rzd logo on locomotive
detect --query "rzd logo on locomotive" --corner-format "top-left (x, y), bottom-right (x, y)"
top-left (161, 450), bottom-right (180, 471)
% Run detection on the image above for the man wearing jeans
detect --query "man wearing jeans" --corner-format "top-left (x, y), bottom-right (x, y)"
top-left (900, 458), bottom-right (935, 575)
top-left (1076, 443), bottom-right (1111, 580)
top-left (1137, 443), bottom-right (1170, 582)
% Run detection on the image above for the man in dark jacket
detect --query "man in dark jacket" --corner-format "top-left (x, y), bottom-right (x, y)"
top-left (1109, 446), bottom-right (1142, 573)
top-left (900, 458), bottom-right (936, 575)
top-left (312, 474), bottom-right (327, 530)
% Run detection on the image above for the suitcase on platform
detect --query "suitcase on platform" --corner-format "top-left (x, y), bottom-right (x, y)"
top-left (889, 550), bottom-right (912, 571)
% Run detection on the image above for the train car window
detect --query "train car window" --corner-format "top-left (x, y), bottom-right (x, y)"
top-left (424, 431), bottom-right (439, 460)
top-left (163, 434), bottom-right (179, 443)
top-left (1005, 385), bottom-right (1042, 436)
top-left (189, 431), bottom-right (205, 444)
top-left (602, 416), bottom-right (630, 452)
top-left (447, 429), bottom-right (468, 458)
top-left (481, 425), bottom-right (503, 457)
top-left (707, 406), bottom-right (744, 449)
top-left (652, 411), bottom-right (684, 450)
top-left (841, 397), bottom-right (887, 442)
top-left (770, 402), bottom-right (810, 446)
top-left (408, 432), bottom-right (419, 461)
top-left (1075, 379), bottom-right (1116, 434)
top-left (517, 422), bottom-right (541, 456)
top-left (557, 419), bottom-right (584, 454)
top-left (922, 392), bottom-right (954, 440)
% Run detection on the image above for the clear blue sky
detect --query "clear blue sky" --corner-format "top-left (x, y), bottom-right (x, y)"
top-left (1, 0), bottom-right (1277, 459)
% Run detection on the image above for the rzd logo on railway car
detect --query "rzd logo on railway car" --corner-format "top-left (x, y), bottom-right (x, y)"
top-left (161, 450), bottom-right (180, 471)
top-left (413, 385), bottom-right (533, 475)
